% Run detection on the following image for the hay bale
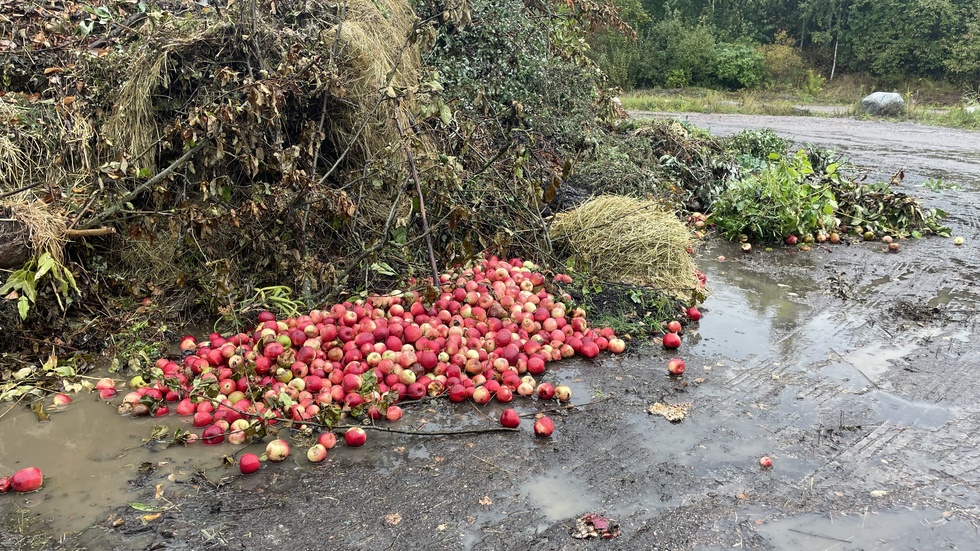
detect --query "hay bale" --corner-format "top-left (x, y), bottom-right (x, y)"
top-left (549, 195), bottom-right (700, 298)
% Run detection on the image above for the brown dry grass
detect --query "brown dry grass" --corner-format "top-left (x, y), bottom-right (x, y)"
top-left (549, 195), bottom-right (700, 299)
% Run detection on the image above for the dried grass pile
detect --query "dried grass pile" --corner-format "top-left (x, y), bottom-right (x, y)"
top-left (549, 195), bottom-right (700, 298)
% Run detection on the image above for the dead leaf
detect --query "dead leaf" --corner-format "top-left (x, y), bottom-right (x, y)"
top-left (154, 484), bottom-right (164, 500)
top-left (647, 402), bottom-right (691, 422)
top-left (479, 495), bottom-right (492, 506)
top-left (63, 96), bottom-right (75, 105)
top-left (384, 513), bottom-right (402, 525)
top-left (141, 513), bottom-right (162, 524)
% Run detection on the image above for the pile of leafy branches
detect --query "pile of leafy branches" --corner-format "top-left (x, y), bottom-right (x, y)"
top-left (0, 0), bottom-right (656, 363)
top-left (711, 147), bottom-right (950, 242)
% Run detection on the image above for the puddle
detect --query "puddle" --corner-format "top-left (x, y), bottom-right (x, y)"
top-left (746, 507), bottom-right (977, 550)
top-left (0, 392), bottom-right (226, 535)
top-left (521, 468), bottom-right (601, 522)
top-left (694, 243), bottom-right (819, 361)
top-left (841, 341), bottom-right (917, 380)
top-left (873, 391), bottom-right (951, 429)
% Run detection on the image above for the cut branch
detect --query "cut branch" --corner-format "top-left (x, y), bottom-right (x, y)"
top-left (83, 141), bottom-right (207, 229)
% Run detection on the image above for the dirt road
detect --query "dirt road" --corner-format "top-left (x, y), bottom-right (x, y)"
top-left (3, 114), bottom-right (980, 550)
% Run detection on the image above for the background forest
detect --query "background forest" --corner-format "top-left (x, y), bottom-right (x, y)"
top-left (590, 0), bottom-right (980, 91)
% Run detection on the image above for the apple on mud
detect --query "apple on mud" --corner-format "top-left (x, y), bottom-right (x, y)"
top-left (499, 409), bottom-right (521, 428)
top-left (307, 444), bottom-right (328, 463)
top-left (239, 453), bottom-right (261, 474)
top-left (317, 432), bottom-right (338, 449)
top-left (667, 358), bottom-right (685, 376)
top-left (11, 467), bottom-right (43, 492)
top-left (663, 332), bottom-right (681, 349)
top-left (533, 416), bottom-right (554, 437)
top-left (266, 438), bottom-right (290, 461)
top-left (345, 426), bottom-right (367, 447)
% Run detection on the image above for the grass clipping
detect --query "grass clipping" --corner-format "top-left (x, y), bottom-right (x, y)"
top-left (550, 195), bottom-right (700, 299)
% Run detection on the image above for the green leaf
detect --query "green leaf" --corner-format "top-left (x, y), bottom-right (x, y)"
top-left (129, 502), bottom-right (163, 512)
top-left (34, 253), bottom-right (55, 281)
top-left (18, 296), bottom-right (29, 319)
top-left (439, 103), bottom-right (452, 125)
top-left (55, 365), bottom-right (77, 378)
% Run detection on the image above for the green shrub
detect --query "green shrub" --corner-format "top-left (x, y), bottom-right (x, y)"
top-left (761, 31), bottom-right (805, 88)
top-left (635, 16), bottom-right (717, 88)
top-left (723, 129), bottom-right (789, 161)
top-left (713, 42), bottom-right (765, 89)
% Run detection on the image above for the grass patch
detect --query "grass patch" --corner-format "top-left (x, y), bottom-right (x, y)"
top-left (622, 88), bottom-right (800, 116)
top-left (622, 84), bottom-right (980, 130)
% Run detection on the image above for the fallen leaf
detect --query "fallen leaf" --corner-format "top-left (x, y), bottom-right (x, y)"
top-left (141, 513), bottom-right (162, 524)
top-left (647, 402), bottom-right (691, 422)
top-left (870, 490), bottom-right (888, 497)
top-left (479, 495), bottom-right (492, 506)
top-left (154, 484), bottom-right (164, 500)
top-left (384, 513), bottom-right (402, 525)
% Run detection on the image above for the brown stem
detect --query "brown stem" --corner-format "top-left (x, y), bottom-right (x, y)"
top-left (83, 141), bottom-right (207, 229)
top-left (393, 114), bottom-right (440, 287)
top-left (66, 227), bottom-right (116, 238)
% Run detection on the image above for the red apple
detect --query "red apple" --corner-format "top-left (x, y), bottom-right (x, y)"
top-left (52, 393), bottom-right (72, 406)
top-left (239, 453), bottom-right (261, 474)
top-left (663, 332), bottom-right (681, 349)
top-left (499, 409), bottom-right (521, 428)
top-left (667, 358), bottom-right (686, 376)
top-left (666, 320), bottom-right (682, 334)
top-left (0, 476), bottom-right (11, 493)
top-left (11, 468), bottom-right (43, 492)
top-left (345, 426), bottom-right (367, 447)
top-left (760, 456), bottom-right (773, 468)
top-left (201, 424), bottom-right (225, 445)
top-left (686, 307), bottom-right (701, 321)
top-left (385, 405), bottom-right (403, 422)
top-left (536, 382), bottom-right (555, 400)
top-left (317, 432), bottom-right (338, 449)
top-left (608, 338), bottom-right (626, 354)
top-left (533, 416), bottom-right (554, 437)
top-left (580, 341), bottom-right (600, 358)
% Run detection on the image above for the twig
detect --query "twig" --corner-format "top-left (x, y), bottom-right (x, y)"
top-left (83, 141), bottom-right (207, 228)
top-left (393, 114), bottom-right (440, 286)
top-left (0, 182), bottom-right (44, 200)
top-left (338, 424), bottom-right (518, 436)
top-left (518, 396), bottom-right (612, 417)
top-left (0, 391), bottom-right (32, 422)
top-left (66, 227), bottom-right (116, 238)
top-left (87, 12), bottom-right (148, 48)
top-left (787, 528), bottom-right (853, 544)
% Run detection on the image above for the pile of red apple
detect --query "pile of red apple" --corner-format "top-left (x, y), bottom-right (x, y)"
top-left (100, 256), bottom-right (699, 473)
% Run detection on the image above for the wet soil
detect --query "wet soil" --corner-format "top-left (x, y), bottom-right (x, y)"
top-left (3, 114), bottom-right (980, 550)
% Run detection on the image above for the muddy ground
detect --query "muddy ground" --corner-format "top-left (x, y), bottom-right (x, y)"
top-left (3, 113), bottom-right (980, 550)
